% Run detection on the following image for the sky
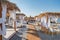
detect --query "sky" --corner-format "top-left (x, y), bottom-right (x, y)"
top-left (9, 0), bottom-right (60, 17)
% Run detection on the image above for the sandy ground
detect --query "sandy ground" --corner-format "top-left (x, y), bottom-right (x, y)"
top-left (26, 24), bottom-right (41, 40)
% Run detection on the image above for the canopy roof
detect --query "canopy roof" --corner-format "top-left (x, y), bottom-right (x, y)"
top-left (0, 0), bottom-right (20, 11)
top-left (0, 0), bottom-right (20, 17)
top-left (7, 1), bottom-right (20, 11)
top-left (39, 12), bottom-right (60, 18)
top-left (16, 13), bottom-right (25, 16)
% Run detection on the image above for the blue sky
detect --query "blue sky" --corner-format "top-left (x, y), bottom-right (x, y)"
top-left (9, 0), bottom-right (60, 17)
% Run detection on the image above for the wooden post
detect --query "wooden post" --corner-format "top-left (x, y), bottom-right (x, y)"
top-left (14, 21), bottom-right (16, 31)
top-left (46, 15), bottom-right (48, 24)
top-left (0, 2), bottom-right (2, 40)
top-left (46, 14), bottom-right (48, 33)
top-left (14, 11), bottom-right (16, 31)
top-left (0, 24), bottom-right (2, 40)
top-left (0, 35), bottom-right (2, 40)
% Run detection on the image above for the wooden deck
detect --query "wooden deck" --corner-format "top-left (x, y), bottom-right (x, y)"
top-left (26, 24), bottom-right (41, 40)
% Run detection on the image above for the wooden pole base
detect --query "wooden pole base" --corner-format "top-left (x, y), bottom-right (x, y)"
top-left (0, 35), bottom-right (2, 40)
top-left (14, 21), bottom-right (16, 31)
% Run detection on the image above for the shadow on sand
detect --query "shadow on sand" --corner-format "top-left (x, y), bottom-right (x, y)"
top-left (27, 28), bottom-right (40, 38)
